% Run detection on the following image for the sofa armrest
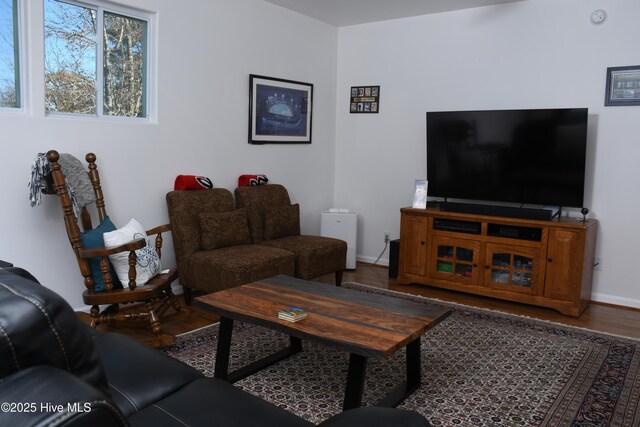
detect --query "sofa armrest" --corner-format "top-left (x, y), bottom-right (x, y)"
top-left (0, 366), bottom-right (127, 427)
top-left (318, 407), bottom-right (432, 427)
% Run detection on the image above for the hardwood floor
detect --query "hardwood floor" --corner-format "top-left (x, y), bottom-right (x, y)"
top-left (82, 262), bottom-right (640, 347)
top-left (317, 263), bottom-right (640, 340)
top-left (77, 301), bottom-right (219, 347)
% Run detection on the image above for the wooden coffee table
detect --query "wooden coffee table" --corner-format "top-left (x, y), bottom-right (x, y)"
top-left (197, 275), bottom-right (451, 410)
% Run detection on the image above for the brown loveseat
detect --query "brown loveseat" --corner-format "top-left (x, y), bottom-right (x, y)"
top-left (166, 189), bottom-right (295, 304)
top-left (235, 184), bottom-right (347, 286)
top-left (166, 185), bottom-right (347, 304)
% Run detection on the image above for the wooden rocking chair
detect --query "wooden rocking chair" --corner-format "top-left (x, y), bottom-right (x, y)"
top-left (46, 150), bottom-right (180, 336)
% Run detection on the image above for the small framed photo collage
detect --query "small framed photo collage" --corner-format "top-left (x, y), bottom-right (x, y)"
top-left (350, 85), bottom-right (380, 114)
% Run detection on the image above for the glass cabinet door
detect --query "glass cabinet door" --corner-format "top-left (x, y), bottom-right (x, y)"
top-left (485, 244), bottom-right (540, 295)
top-left (431, 237), bottom-right (480, 285)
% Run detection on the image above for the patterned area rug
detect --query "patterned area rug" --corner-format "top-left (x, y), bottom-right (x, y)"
top-left (161, 283), bottom-right (640, 426)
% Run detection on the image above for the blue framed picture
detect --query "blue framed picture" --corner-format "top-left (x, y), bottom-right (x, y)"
top-left (249, 74), bottom-right (313, 144)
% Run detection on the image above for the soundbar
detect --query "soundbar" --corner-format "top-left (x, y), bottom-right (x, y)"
top-left (439, 202), bottom-right (554, 221)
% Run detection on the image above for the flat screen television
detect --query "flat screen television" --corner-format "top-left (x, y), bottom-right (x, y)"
top-left (426, 108), bottom-right (588, 208)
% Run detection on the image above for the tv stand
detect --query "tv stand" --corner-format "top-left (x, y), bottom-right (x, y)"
top-left (439, 201), bottom-right (558, 221)
top-left (397, 207), bottom-right (597, 316)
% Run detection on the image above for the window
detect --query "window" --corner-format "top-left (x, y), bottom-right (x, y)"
top-left (44, 0), bottom-right (150, 118)
top-left (0, 0), bottom-right (20, 109)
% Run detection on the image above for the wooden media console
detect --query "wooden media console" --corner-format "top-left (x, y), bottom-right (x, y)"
top-left (398, 207), bottom-right (598, 316)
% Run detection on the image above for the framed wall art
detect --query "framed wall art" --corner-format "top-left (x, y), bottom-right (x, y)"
top-left (249, 74), bottom-right (313, 144)
top-left (605, 65), bottom-right (640, 106)
top-left (350, 85), bottom-right (380, 114)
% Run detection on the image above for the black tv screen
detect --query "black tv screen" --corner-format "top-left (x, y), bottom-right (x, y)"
top-left (426, 108), bottom-right (588, 208)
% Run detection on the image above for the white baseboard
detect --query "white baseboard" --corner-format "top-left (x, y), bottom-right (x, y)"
top-left (591, 292), bottom-right (640, 310)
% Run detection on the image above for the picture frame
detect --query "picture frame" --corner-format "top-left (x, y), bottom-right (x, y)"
top-left (350, 85), bottom-right (380, 114)
top-left (249, 74), bottom-right (313, 144)
top-left (412, 180), bottom-right (428, 209)
top-left (605, 66), bottom-right (640, 106)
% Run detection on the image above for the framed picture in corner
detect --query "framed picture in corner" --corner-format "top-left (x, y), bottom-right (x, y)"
top-left (249, 74), bottom-right (313, 144)
top-left (350, 85), bottom-right (380, 114)
top-left (605, 65), bottom-right (640, 106)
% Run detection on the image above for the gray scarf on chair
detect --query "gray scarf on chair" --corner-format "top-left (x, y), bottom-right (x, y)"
top-left (29, 153), bottom-right (96, 217)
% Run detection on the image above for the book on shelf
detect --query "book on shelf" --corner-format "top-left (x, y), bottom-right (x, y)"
top-left (278, 307), bottom-right (307, 322)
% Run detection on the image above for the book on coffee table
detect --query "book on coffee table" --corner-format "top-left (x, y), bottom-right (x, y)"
top-left (278, 307), bottom-right (307, 322)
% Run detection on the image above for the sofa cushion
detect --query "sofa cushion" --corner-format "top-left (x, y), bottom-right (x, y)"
top-left (186, 245), bottom-right (295, 293)
top-left (199, 209), bottom-right (251, 250)
top-left (263, 204), bottom-right (300, 240)
top-left (79, 216), bottom-right (122, 291)
top-left (0, 366), bottom-right (126, 427)
top-left (93, 332), bottom-right (203, 417)
top-left (259, 235), bottom-right (347, 280)
top-left (0, 269), bottom-right (109, 394)
top-left (234, 184), bottom-right (292, 243)
top-left (127, 378), bottom-right (313, 427)
top-left (317, 407), bottom-right (431, 427)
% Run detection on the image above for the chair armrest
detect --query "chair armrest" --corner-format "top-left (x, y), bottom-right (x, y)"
top-left (145, 223), bottom-right (171, 235)
top-left (0, 366), bottom-right (127, 427)
top-left (78, 238), bottom-right (146, 259)
top-left (145, 224), bottom-right (171, 259)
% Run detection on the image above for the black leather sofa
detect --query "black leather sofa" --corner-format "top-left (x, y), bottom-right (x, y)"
top-left (0, 268), bottom-right (430, 427)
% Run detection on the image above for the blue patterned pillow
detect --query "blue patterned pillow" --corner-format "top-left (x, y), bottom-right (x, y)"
top-left (79, 216), bottom-right (122, 292)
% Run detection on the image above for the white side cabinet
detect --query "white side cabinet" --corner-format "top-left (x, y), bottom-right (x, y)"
top-left (321, 211), bottom-right (357, 269)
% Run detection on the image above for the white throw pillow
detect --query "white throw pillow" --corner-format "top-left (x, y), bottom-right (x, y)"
top-left (103, 218), bottom-right (161, 287)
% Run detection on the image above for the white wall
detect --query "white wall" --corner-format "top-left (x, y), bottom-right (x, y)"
top-left (0, 0), bottom-right (337, 309)
top-left (3, 0), bottom-right (639, 311)
top-left (334, 0), bottom-right (640, 307)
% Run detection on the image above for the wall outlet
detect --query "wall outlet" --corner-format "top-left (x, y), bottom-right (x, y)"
top-left (593, 257), bottom-right (602, 271)
top-left (384, 231), bottom-right (391, 243)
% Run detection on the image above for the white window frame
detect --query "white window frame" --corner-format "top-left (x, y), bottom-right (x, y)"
top-left (44, 0), bottom-right (156, 122)
top-left (0, 0), bottom-right (27, 114)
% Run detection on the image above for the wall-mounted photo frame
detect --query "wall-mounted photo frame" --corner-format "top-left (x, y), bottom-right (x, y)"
top-left (605, 65), bottom-right (640, 106)
top-left (249, 74), bottom-right (313, 144)
top-left (350, 85), bottom-right (380, 114)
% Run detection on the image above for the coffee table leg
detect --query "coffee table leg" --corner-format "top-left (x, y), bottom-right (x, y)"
top-left (406, 336), bottom-right (421, 391)
top-left (216, 327), bottom-right (304, 384)
top-left (290, 335), bottom-right (302, 352)
top-left (376, 336), bottom-right (422, 407)
top-left (214, 316), bottom-right (234, 380)
top-left (343, 353), bottom-right (368, 410)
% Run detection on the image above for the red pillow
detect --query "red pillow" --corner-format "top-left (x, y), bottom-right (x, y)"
top-left (174, 175), bottom-right (213, 190)
top-left (238, 174), bottom-right (268, 187)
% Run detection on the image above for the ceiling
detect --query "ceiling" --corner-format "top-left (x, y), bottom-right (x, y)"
top-left (263, 0), bottom-right (526, 27)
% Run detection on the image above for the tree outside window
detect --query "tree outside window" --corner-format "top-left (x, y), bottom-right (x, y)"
top-left (44, 0), bottom-right (148, 118)
top-left (0, 0), bottom-right (20, 109)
